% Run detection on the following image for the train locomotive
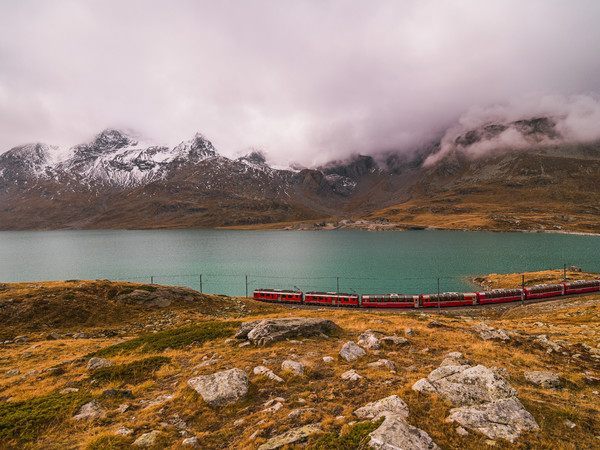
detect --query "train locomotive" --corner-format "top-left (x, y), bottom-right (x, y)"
top-left (253, 279), bottom-right (600, 309)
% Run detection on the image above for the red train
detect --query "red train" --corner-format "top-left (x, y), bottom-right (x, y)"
top-left (253, 279), bottom-right (600, 309)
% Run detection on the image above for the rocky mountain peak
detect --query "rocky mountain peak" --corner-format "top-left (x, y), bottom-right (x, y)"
top-left (236, 150), bottom-right (267, 167)
top-left (319, 154), bottom-right (378, 180)
top-left (173, 133), bottom-right (217, 161)
top-left (0, 143), bottom-right (53, 180)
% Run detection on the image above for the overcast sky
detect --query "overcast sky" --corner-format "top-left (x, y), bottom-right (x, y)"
top-left (1, 0), bottom-right (600, 166)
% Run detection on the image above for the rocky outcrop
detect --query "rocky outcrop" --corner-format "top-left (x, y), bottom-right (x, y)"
top-left (413, 352), bottom-right (538, 443)
top-left (339, 341), bottom-right (366, 362)
top-left (353, 395), bottom-right (439, 449)
top-left (525, 371), bottom-right (561, 389)
top-left (87, 357), bottom-right (114, 371)
top-left (187, 368), bottom-right (249, 406)
top-left (471, 322), bottom-right (510, 341)
top-left (117, 286), bottom-right (202, 308)
top-left (358, 330), bottom-right (382, 349)
top-left (72, 400), bottom-right (106, 421)
top-left (257, 424), bottom-right (322, 450)
top-left (235, 318), bottom-right (341, 346)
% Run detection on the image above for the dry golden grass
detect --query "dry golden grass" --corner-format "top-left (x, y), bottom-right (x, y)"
top-left (1, 277), bottom-right (600, 448)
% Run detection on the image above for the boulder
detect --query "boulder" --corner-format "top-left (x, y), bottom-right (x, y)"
top-left (187, 368), bottom-right (249, 406)
top-left (182, 437), bottom-right (200, 447)
top-left (133, 430), bottom-right (161, 447)
top-left (405, 328), bottom-right (416, 337)
top-left (524, 371), bottom-right (561, 389)
top-left (471, 323), bottom-right (510, 341)
top-left (380, 336), bottom-right (409, 347)
top-left (254, 366), bottom-right (284, 383)
top-left (354, 395), bottom-right (409, 419)
top-left (447, 398), bottom-right (540, 443)
top-left (73, 400), bottom-right (106, 421)
top-left (87, 357), bottom-right (114, 371)
top-left (358, 330), bottom-right (381, 349)
top-left (322, 356), bottom-right (334, 363)
top-left (368, 415), bottom-right (440, 450)
top-left (341, 369), bottom-right (364, 381)
top-left (235, 318), bottom-right (341, 346)
top-left (115, 427), bottom-right (133, 436)
top-left (440, 352), bottom-right (474, 367)
top-left (288, 408), bottom-right (317, 419)
top-left (281, 360), bottom-right (305, 376)
top-left (258, 424), bottom-right (321, 450)
top-left (339, 341), bottom-right (366, 362)
top-left (368, 359), bottom-right (396, 371)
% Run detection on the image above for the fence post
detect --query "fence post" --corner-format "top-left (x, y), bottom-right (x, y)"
top-left (246, 275), bottom-right (248, 298)
top-left (151, 276), bottom-right (154, 284)
top-left (437, 278), bottom-right (440, 312)
top-left (199, 274), bottom-right (203, 294)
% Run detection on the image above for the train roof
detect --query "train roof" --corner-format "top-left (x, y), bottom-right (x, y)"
top-left (305, 291), bottom-right (358, 296)
top-left (254, 288), bottom-right (301, 293)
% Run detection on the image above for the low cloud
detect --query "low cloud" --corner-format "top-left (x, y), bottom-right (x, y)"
top-left (424, 94), bottom-right (600, 166)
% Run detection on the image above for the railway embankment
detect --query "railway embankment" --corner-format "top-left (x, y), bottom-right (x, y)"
top-left (0, 275), bottom-right (599, 448)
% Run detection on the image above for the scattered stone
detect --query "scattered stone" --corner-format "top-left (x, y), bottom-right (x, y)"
top-left (368, 415), bottom-right (440, 449)
top-left (339, 341), bottom-right (366, 362)
top-left (341, 370), bottom-right (364, 381)
top-left (73, 332), bottom-right (90, 339)
top-left (428, 321), bottom-right (443, 328)
top-left (262, 402), bottom-right (284, 413)
top-left (234, 419), bottom-right (245, 426)
top-left (380, 336), bottom-right (409, 347)
top-left (42, 367), bottom-right (65, 375)
top-left (584, 376), bottom-right (600, 386)
top-left (235, 318), bottom-right (341, 346)
top-left (354, 395), bottom-right (409, 419)
top-left (87, 357), bottom-right (114, 371)
top-left (187, 368), bottom-right (249, 406)
top-left (102, 389), bottom-right (133, 399)
top-left (564, 419), bottom-right (576, 429)
top-left (405, 328), bottom-right (416, 337)
top-left (447, 398), bottom-right (540, 443)
top-left (60, 387), bottom-right (79, 394)
top-left (368, 359), bottom-right (396, 371)
top-left (525, 371), bottom-right (561, 389)
top-left (257, 424), bottom-right (322, 450)
top-left (73, 400), bottom-right (106, 421)
top-left (281, 360), bottom-right (305, 376)
top-left (254, 366), bottom-right (284, 383)
top-left (139, 394), bottom-right (174, 408)
top-left (535, 335), bottom-right (562, 352)
top-left (47, 332), bottom-right (62, 340)
top-left (14, 335), bottom-right (29, 343)
top-left (238, 341), bottom-right (251, 348)
top-left (471, 323), bottom-right (510, 341)
top-left (133, 430), bottom-right (161, 447)
top-left (440, 352), bottom-right (474, 367)
top-left (193, 359), bottom-right (222, 369)
top-left (116, 427), bottom-right (133, 436)
top-left (182, 437), bottom-right (200, 447)
top-left (322, 356), bottom-right (334, 363)
top-left (358, 330), bottom-right (381, 349)
top-left (4, 368), bottom-right (20, 377)
top-left (288, 408), bottom-right (317, 419)
top-left (116, 404), bottom-right (130, 413)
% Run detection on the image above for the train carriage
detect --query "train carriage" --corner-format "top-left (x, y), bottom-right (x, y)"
top-left (524, 283), bottom-right (564, 300)
top-left (420, 292), bottom-right (477, 308)
top-left (253, 289), bottom-right (303, 304)
top-left (304, 292), bottom-right (360, 307)
top-left (477, 288), bottom-right (524, 304)
top-left (563, 279), bottom-right (600, 295)
top-left (361, 294), bottom-right (419, 308)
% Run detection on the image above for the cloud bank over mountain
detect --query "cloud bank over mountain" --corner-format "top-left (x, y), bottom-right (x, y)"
top-left (1, 1), bottom-right (600, 166)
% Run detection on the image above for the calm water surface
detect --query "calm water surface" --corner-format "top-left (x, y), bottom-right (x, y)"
top-left (0, 230), bottom-right (598, 296)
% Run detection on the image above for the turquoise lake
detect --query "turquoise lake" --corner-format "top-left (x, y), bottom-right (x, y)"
top-left (0, 230), bottom-right (598, 297)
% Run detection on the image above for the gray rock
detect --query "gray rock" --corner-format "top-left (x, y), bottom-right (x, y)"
top-left (73, 332), bottom-right (90, 339)
top-left (358, 330), bottom-right (381, 349)
top-left (322, 356), bottom-right (334, 363)
top-left (471, 323), bottom-right (510, 341)
top-left (440, 352), bottom-right (474, 367)
top-left (456, 426), bottom-right (469, 436)
top-left (405, 327), bottom-right (416, 337)
top-left (187, 368), bottom-right (249, 406)
top-left (428, 321), bottom-right (443, 328)
top-left (258, 424), bottom-right (321, 450)
top-left (368, 415), bottom-right (440, 449)
top-left (73, 400), bottom-right (106, 421)
top-left (193, 359), bottom-right (222, 369)
top-left (87, 357), bottom-right (114, 371)
top-left (339, 341), bottom-right (366, 362)
top-left (253, 365), bottom-right (284, 383)
top-left (182, 437), bottom-right (200, 447)
top-left (102, 388), bottom-right (133, 399)
top-left (525, 371), bottom-right (561, 389)
top-left (47, 332), bottom-right (62, 340)
top-left (564, 419), bottom-right (576, 429)
top-left (60, 387), bottom-right (79, 394)
top-left (235, 318), bottom-right (341, 346)
top-left (115, 426), bottom-right (133, 436)
top-left (368, 359), bottom-right (396, 371)
top-left (133, 430), bottom-right (161, 447)
top-left (4, 368), bottom-right (20, 377)
top-left (262, 402), bottom-right (284, 413)
top-left (288, 408), bottom-right (317, 419)
top-left (354, 395), bottom-right (409, 419)
top-left (414, 364), bottom-right (517, 406)
top-left (14, 335), bottom-right (29, 343)
top-left (281, 360), bottom-right (305, 376)
top-left (341, 369), bottom-right (364, 381)
top-left (380, 336), bottom-right (409, 347)
top-left (447, 398), bottom-right (540, 443)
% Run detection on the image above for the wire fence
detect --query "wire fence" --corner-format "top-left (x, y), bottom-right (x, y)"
top-left (100, 272), bottom-right (488, 298)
